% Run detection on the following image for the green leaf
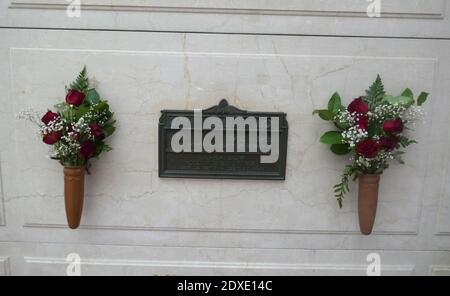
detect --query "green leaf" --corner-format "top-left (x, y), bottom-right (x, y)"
top-left (93, 142), bottom-right (112, 159)
top-left (417, 92), bottom-right (429, 106)
top-left (393, 151), bottom-right (405, 164)
top-left (383, 95), bottom-right (413, 107)
top-left (103, 118), bottom-right (116, 127)
top-left (96, 101), bottom-right (109, 112)
top-left (330, 144), bottom-right (351, 155)
top-left (103, 144), bottom-right (113, 152)
top-left (367, 121), bottom-right (381, 138)
top-left (103, 125), bottom-right (116, 137)
top-left (328, 92), bottom-right (342, 113)
top-left (334, 121), bottom-right (347, 131)
top-left (85, 89), bottom-right (100, 106)
top-left (399, 136), bottom-right (418, 148)
top-left (401, 88), bottom-right (414, 99)
top-left (75, 105), bottom-right (89, 120)
top-left (320, 131), bottom-right (343, 145)
top-left (54, 102), bottom-right (67, 112)
top-left (60, 105), bottom-right (75, 123)
top-left (313, 109), bottom-right (334, 121)
top-left (382, 95), bottom-right (393, 103)
top-left (93, 141), bottom-right (105, 158)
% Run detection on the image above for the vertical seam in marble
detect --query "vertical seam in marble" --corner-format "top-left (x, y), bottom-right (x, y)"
top-left (412, 58), bottom-right (438, 236)
top-left (182, 33), bottom-right (192, 108)
top-left (0, 257), bottom-right (10, 276)
top-left (432, 57), bottom-right (450, 235)
top-left (0, 142), bottom-right (5, 227)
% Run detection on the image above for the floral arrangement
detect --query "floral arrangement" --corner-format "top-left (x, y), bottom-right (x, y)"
top-left (18, 67), bottom-right (116, 169)
top-left (313, 75), bottom-right (429, 207)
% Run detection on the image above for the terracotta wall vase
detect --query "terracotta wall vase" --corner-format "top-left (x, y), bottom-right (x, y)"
top-left (358, 174), bottom-right (380, 235)
top-left (63, 166), bottom-right (85, 229)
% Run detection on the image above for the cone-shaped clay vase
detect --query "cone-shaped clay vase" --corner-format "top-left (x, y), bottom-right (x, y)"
top-left (64, 166), bottom-right (85, 229)
top-left (358, 174), bottom-right (380, 235)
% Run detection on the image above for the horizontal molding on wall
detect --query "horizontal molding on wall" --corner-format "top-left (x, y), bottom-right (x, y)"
top-left (23, 256), bottom-right (415, 275)
top-left (436, 232), bottom-right (450, 236)
top-left (0, 257), bottom-right (10, 276)
top-left (22, 223), bottom-right (419, 236)
top-left (430, 265), bottom-right (450, 276)
top-left (435, 224), bottom-right (450, 236)
top-left (9, 0), bottom-right (446, 19)
top-left (8, 47), bottom-right (442, 62)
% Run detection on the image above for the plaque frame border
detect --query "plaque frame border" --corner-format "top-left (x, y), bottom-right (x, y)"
top-left (158, 99), bottom-right (288, 180)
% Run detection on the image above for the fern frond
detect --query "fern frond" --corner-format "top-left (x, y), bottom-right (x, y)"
top-left (69, 66), bottom-right (89, 92)
top-left (333, 165), bottom-right (357, 208)
top-left (365, 74), bottom-right (385, 109)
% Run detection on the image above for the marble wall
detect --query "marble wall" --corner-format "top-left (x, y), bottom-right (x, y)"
top-left (0, 0), bottom-right (450, 275)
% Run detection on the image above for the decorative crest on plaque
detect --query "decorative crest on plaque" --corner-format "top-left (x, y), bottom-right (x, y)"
top-left (203, 99), bottom-right (247, 115)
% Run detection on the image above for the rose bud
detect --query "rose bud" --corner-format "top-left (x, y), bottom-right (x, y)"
top-left (356, 139), bottom-right (380, 159)
top-left (383, 118), bottom-right (404, 134)
top-left (43, 132), bottom-right (61, 145)
top-left (348, 97), bottom-right (369, 115)
top-left (80, 141), bottom-right (96, 159)
top-left (379, 135), bottom-right (400, 151)
top-left (41, 111), bottom-right (60, 125)
top-left (66, 89), bottom-right (86, 107)
top-left (89, 123), bottom-right (105, 140)
top-left (356, 115), bottom-right (369, 131)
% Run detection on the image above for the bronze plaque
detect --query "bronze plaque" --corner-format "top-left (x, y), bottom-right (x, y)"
top-left (159, 99), bottom-right (288, 180)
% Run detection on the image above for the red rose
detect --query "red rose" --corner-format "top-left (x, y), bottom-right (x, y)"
top-left (356, 115), bottom-right (369, 131)
top-left (383, 118), bottom-right (404, 134)
top-left (41, 111), bottom-right (60, 125)
top-left (348, 97), bottom-right (369, 115)
top-left (89, 123), bottom-right (105, 140)
top-left (66, 89), bottom-right (86, 107)
top-left (80, 141), bottom-right (96, 159)
top-left (43, 132), bottom-right (61, 145)
top-left (356, 139), bottom-right (380, 159)
top-left (379, 135), bottom-right (400, 151)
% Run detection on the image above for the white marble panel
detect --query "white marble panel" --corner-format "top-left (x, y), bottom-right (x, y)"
top-left (9, 47), bottom-right (435, 235)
